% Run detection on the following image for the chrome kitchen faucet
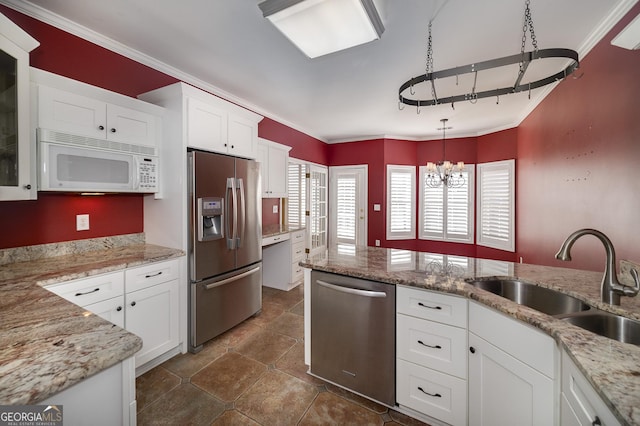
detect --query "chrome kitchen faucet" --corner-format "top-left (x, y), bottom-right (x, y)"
top-left (556, 228), bottom-right (639, 305)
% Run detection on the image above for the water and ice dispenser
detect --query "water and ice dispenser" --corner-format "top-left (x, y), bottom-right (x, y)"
top-left (197, 197), bottom-right (223, 241)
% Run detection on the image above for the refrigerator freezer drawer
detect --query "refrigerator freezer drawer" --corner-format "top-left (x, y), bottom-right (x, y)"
top-left (190, 263), bottom-right (262, 352)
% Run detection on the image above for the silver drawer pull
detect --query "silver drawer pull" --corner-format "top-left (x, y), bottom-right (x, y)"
top-left (418, 340), bottom-right (441, 349)
top-left (418, 302), bottom-right (442, 310)
top-left (145, 271), bottom-right (163, 278)
top-left (418, 387), bottom-right (441, 398)
top-left (316, 280), bottom-right (387, 298)
top-left (341, 369), bottom-right (356, 377)
top-left (75, 288), bottom-right (99, 297)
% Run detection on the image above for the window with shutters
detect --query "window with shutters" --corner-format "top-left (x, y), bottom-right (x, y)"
top-left (419, 165), bottom-right (474, 243)
top-left (477, 159), bottom-right (515, 252)
top-left (386, 165), bottom-right (416, 240)
top-left (287, 161), bottom-right (307, 228)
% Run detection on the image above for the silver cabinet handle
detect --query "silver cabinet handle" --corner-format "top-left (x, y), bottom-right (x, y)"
top-left (204, 266), bottom-right (261, 290)
top-left (316, 280), bottom-right (387, 298)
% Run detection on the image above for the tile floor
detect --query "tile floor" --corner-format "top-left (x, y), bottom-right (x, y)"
top-left (136, 284), bottom-right (430, 425)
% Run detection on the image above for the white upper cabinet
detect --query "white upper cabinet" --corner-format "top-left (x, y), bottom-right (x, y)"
top-left (257, 137), bottom-right (290, 198)
top-left (38, 85), bottom-right (159, 147)
top-left (185, 87), bottom-right (261, 159)
top-left (0, 12), bottom-right (39, 201)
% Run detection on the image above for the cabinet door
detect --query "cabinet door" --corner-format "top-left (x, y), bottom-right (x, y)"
top-left (38, 85), bottom-right (107, 139)
top-left (106, 104), bottom-right (157, 146)
top-left (186, 96), bottom-right (228, 153)
top-left (84, 296), bottom-right (125, 329)
top-left (267, 145), bottom-right (288, 197)
top-left (468, 332), bottom-right (554, 426)
top-left (125, 279), bottom-right (179, 368)
top-left (228, 113), bottom-right (257, 159)
top-left (0, 36), bottom-right (35, 200)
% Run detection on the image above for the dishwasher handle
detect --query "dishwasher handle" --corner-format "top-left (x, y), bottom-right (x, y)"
top-left (316, 280), bottom-right (387, 298)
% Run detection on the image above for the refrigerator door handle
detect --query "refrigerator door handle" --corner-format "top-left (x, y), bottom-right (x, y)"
top-left (226, 177), bottom-right (237, 249)
top-left (237, 178), bottom-right (245, 248)
top-left (203, 266), bottom-right (261, 290)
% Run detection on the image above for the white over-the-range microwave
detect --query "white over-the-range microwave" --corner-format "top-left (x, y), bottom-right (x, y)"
top-left (38, 128), bottom-right (159, 193)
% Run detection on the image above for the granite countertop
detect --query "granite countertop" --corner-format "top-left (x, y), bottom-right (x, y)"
top-left (300, 245), bottom-right (640, 426)
top-left (262, 224), bottom-right (305, 239)
top-left (0, 241), bottom-right (184, 405)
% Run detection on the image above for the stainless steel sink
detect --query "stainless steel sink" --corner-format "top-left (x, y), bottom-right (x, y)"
top-left (468, 279), bottom-right (591, 316)
top-left (561, 312), bottom-right (640, 345)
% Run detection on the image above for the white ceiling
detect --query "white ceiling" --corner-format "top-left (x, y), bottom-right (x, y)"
top-left (3, 0), bottom-right (638, 142)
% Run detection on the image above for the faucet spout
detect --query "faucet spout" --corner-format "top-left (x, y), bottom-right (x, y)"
top-left (555, 228), bottom-right (639, 305)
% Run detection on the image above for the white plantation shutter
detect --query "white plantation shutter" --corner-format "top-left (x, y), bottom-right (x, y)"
top-left (336, 175), bottom-right (356, 241)
top-left (419, 165), bottom-right (474, 243)
top-left (386, 165), bottom-right (416, 240)
top-left (477, 159), bottom-right (515, 252)
top-left (287, 162), bottom-right (306, 228)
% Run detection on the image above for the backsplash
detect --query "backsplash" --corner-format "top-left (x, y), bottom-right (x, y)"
top-left (0, 233), bottom-right (145, 266)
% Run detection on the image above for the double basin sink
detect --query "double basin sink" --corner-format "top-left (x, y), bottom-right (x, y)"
top-left (468, 279), bottom-right (640, 345)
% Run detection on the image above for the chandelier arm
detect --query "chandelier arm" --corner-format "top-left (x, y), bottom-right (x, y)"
top-left (398, 48), bottom-right (579, 106)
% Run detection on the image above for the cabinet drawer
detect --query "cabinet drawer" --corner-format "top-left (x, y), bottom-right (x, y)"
top-left (262, 233), bottom-right (290, 247)
top-left (125, 259), bottom-right (179, 293)
top-left (291, 240), bottom-right (305, 263)
top-left (397, 314), bottom-right (467, 379)
top-left (290, 230), bottom-right (305, 244)
top-left (397, 359), bottom-right (467, 426)
top-left (291, 262), bottom-right (304, 283)
top-left (46, 271), bottom-right (124, 307)
top-left (397, 285), bottom-right (467, 327)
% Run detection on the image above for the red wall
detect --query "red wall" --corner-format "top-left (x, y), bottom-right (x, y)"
top-left (516, 2), bottom-right (640, 271)
top-left (0, 193), bottom-right (142, 249)
top-left (258, 117), bottom-right (328, 164)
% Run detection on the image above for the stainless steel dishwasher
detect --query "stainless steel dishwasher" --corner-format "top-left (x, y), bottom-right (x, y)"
top-left (310, 270), bottom-right (396, 406)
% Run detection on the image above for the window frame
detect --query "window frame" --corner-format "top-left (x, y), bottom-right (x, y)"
top-left (476, 159), bottom-right (515, 252)
top-left (386, 164), bottom-right (416, 240)
top-left (418, 164), bottom-right (475, 244)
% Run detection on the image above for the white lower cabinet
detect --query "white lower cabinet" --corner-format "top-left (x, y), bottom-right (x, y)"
top-left (396, 286), bottom-right (468, 426)
top-left (125, 279), bottom-right (179, 368)
top-left (46, 258), bottom-right (181, 370)
top-left (468, 301), bottom-right (557, 426)
top-left (41, 357), bottom-right (136, 426)
top-left (561, 350), bottom-right (620, 426)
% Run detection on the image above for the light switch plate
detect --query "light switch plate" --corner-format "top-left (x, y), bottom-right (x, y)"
top-left (76, 214), bottom-right (90, 231)
top-left (272, 205), bottom-right (278, 214)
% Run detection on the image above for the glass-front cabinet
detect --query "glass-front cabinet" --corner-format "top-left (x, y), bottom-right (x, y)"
top-left (0, 12), bottom-right (39, 201)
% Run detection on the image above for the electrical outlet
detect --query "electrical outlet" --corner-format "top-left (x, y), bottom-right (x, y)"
top-left (272, 205), bottom-right (278, 214)
top-left (76, 214), bottom-right (90, 231)
top-left (375, 239), bottom-right (380, 246)
top-left (373, 204), bottom-right (381, 211)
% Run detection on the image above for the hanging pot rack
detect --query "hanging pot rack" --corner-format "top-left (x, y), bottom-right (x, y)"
top-left (398, 48), bottom-right (579, 108)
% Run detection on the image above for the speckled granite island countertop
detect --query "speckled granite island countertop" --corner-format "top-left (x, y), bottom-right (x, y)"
top-left (0, 238), bottom-right (184, 405)
top-left (300, 245), bottom-right (640, 426)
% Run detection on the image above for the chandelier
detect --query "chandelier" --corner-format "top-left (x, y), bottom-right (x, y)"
top-left (398, 0), bottom-right (579, 112)
top-left (425, 119), bottom-right (465, 188)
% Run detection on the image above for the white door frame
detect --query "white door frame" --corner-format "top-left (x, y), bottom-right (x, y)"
top-left (329, 165), bottom-right (368, 247)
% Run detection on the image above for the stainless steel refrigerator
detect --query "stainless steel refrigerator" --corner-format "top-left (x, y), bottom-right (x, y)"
top-left (188, 150), bottom-right (262, 353)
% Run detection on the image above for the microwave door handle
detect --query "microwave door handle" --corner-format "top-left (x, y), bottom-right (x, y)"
top-left (132, 156), bottom-right (140, 190)
top-left (226, 177), bottom-right (236, 249)
top-left (236, 178), bottom-right (245, 248)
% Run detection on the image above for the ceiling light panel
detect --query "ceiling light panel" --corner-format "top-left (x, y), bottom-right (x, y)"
top-left (260, 0), bottom-right (384, 58)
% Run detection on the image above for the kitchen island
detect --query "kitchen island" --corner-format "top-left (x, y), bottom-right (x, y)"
top-left (0, 235), bottom-right (183, 417)
top-left (301, 245), bottom-right (640, 426)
